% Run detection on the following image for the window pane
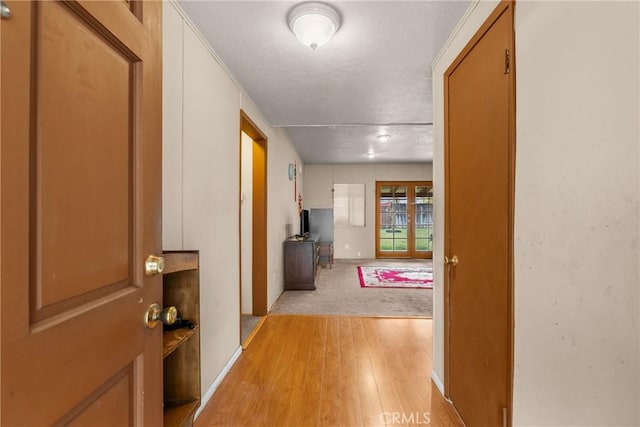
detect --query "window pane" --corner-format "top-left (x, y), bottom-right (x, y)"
top-left (414, 184), bottom-right (433, 252)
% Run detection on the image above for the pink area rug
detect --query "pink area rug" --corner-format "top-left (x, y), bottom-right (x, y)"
top-left (357, 266), bottom-right (433, 289)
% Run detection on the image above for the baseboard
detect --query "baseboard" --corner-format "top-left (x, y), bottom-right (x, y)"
top-left (194, 346), bottom-right (243, 420)
top-left (431, 370), bottom-right (447, 399)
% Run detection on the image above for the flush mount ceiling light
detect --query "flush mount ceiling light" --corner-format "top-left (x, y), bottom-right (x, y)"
top-left (377, 134), bottom-right (391, 143)
top-left (288, 2), bottom-right (341, 50)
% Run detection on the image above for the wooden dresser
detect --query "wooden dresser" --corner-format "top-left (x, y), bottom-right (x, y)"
top-left (283, 233), bottom-right (320, 290)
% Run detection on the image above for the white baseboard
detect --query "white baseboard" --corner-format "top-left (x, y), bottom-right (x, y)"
top-left (431, 370), bottom-right (447, 399)
top-left (194, 346), bottom-right (243, 420)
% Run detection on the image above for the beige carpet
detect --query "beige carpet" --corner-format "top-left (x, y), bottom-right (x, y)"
top-left (270, 259), bottom-right (433, 317)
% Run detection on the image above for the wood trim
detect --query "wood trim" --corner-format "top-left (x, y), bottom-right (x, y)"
top-left (375, 180), bottom-right (432, 259)
top-left (241, 315), bottom-right (267, 350)
top-left (506, 3), bottom-right (516, 426)
top-left (443, 1), bottom-right (515, 425)
top-left (239, 110), bottom-right (268, 321)
top-left (162, 251), bottom-right (199, 274)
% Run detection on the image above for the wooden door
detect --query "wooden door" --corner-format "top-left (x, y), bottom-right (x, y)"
top-left (376, 181), bottom-right (432, 259)
top-left (1, 1), bottom-right (163, 425)
top-left (444, 2), bottom-right (514, 426)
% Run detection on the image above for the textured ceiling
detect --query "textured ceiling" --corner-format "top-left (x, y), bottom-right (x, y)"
top-left (179, 1), bottom-right (470, 164)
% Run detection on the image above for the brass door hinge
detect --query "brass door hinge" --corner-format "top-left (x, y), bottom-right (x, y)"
top-left (504, 49), bottom-right (511, 74)
top-left (503, 407), bottom-right (509, 427)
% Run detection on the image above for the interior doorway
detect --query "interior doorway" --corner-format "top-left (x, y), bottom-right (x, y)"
top-left (444, 1), bottom-right (515, 426)
top-left (239, 111), bottom-right (268, 346)
top-left (376, 181), bottom-right (433, 259)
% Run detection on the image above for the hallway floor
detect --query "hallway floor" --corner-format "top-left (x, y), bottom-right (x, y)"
top-left (195, 315), bottom-right (462, 426)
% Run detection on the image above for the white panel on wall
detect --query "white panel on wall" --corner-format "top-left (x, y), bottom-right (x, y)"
top-left (182, 22), bottom-right (242, 399)
top-left (162, 2), bottom-right (184, 250)
top-left (513, 2), bottom-right (639, 425)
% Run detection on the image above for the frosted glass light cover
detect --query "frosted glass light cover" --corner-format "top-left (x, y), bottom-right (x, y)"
top-left (288, 2), bottom-right (341, 50)
top-left (292, 14), bottom-right (336, 49)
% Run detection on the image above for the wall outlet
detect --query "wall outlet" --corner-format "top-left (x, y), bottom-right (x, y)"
top-left (345, 243), bottom-right (350, 249)
top-left (357, 251), bottom-right (361, 257)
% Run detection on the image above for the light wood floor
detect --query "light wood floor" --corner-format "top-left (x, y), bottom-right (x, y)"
top-left (195, 315), bottom-right (463, 426)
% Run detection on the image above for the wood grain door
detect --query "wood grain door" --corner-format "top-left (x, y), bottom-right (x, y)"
top-left (1, 1), bottom-right (163, 425)
top-left (444, 2), bottom-right (514, 426)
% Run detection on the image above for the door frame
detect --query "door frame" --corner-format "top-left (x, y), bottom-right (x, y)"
top-left (443, 0), bottom-right (515, 424)
top-left (239, 110), bottom-right (268, 320)
top-left (375, 181), bottom-right (432, 259)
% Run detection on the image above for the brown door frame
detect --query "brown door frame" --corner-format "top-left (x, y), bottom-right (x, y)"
top-left (239, 110), bottom-right (268, 320)
top-left (443, 0), bottom-right (515, 424)
top-left (375, 181), bottom-right (432, 259)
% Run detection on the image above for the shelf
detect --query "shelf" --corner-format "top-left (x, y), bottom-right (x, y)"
top-left (163, 252), bottom-right (199, 274)
top-left (162, 250), bottom-right (200, 427)
top-left (163, 325), bottom-right (199, 359)
top-left (164, 399), bottom-right (201, 426)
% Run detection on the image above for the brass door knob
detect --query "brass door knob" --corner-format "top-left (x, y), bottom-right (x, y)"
top-left (144, 303), bottom-right (177, 328)
top-left (444, 255), bottom-right (459, 267)
top-left (1, 1), bottom-right (11, 19)
top-left (145, 255), bottom-right (165, 276)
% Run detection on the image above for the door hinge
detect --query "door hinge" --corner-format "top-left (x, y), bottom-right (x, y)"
top-left (503, 407), bottom-right (509, 427)
top-left (504, 49), bottom-right (511, 74)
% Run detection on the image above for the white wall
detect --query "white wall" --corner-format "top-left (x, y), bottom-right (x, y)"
top-left (183, 18), bottom-right (242, 398)
top-left (240, 132), bottom-right (253, 314)
top-left (513, 2), bottom-right (639, 425)
top-left (162, 2), bottom-right (184, 250)
top-left (303, 163), bottom-right (432, 258)
top-left (433, 1), bottom-right (640, 425)
top-left (162, 0), bottom-right (303, 405)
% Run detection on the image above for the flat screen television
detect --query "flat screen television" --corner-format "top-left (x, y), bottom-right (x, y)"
top-left (300, 209), bottom-right (310, 236)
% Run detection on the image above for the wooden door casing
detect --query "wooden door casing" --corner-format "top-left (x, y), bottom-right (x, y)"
top-left (1, 1), bottom-right (162, 425)
top-left (444, 1), bottom-right (515, 426)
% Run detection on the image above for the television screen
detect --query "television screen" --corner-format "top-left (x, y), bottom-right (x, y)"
top-left (300, 209), bottom-right (310, 235)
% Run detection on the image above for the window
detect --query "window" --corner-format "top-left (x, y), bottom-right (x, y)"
top-left (333, 183), bottom-right (365, 227)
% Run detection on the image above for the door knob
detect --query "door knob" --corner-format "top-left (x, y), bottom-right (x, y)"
top-left (1, 2), bottom-right (11, 19)
top-left (144, 303), bottom-right (177, 328)
top-left (444, 255), bottom-right (459, 267)
top-left (144, 255), bottom-right (165, 276)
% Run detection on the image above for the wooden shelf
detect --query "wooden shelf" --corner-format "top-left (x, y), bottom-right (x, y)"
top-left (162, 250), bottom-right (200, 427)
top-left (164, 399), bottom-right (201, 427)
top-left (163, 325), bottom-right (199, 359)
top-left (163, 252), bottom-right (198, 274)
